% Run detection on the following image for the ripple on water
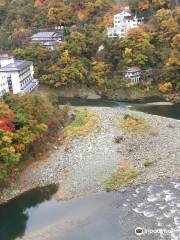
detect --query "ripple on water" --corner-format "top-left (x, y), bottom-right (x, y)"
top-left (174, 217), bottom-right (180, 226)
top-left (172, 182), bottom-right (180, 190)
top-left (147, 193), bottom-right (161, 202)
top-left (143, 210), bottom-right (155, 218)
top-left (164, 193), bottom-right (176, 202)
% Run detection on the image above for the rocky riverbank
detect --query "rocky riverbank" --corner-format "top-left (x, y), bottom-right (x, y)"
top-left (167, 92), bottom-right (180, 104)
top-left (0, 106), bottom-right (180, 204)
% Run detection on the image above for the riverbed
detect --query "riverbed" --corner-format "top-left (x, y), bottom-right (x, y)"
top-left (0, 101), bottom-right (180, 240)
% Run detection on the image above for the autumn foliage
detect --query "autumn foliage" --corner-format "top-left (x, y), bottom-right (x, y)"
top-left (0, 94), bottom-right (69, 182)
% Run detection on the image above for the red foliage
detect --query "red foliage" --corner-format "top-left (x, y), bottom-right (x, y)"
top-left (140, 3), bottom-right (150, 11)
top-left (0, 112), bottom-right (15, 132)
top-left (15, 143), bottom-right (25, 152)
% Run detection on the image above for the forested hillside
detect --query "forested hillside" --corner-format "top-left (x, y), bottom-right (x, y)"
top-left (0, 0), bottom-right (179, 94)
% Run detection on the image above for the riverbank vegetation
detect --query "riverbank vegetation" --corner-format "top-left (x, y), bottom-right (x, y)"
top-left (0, 94), bottom-right (69, 183)
top-left (144, 159), bottom-right (156, 167)
top-left (119, 114), bottom-right (149, 134)
top-left (104, 162), bottom-right (140, 191)
top-left (64, 109), bottom-right (100, 140)
top-left (0, 0), bottom-right (179, 101)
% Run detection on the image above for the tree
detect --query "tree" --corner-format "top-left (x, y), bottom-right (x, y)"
top-left (14, 45), bottom-right (54, 77)
top-left (0, 93), bottom-right (67, 181)
top-left (3, 94), bottom-right (54, 124)
top-left (165, 34), bottom-right (180, 84)
top-left (61, 31), bottom-right (87, 56)
top-left (0, 101), bottom-right (14, 132)
top-left (91, 59), bottom-right (110, 86)
top-left (151, 8), bottom-right (179, 46)
top-left (125, 0), bottom-right (150, 13)
top-left (121, 28), bottom-right (155, 67)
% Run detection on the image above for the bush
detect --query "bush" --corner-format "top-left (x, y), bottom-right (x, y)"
top-left (144, 159), bottom-right (156, 167)
top-left (104, 162), bottom-right (140, 191)
top-left (64, 108), bottom-right (100, 139)
top-left (159, 82), bottom-right (173, 93)
top-left (114, 136), bottom-right (124, 144)
top-left (119, 114), bottom-right (149, 134)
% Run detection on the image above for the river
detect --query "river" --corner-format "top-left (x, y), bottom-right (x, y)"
top-left (0, 99), bottom-right (179, 240)
top-left (59, 97), bottom-right (180, 120)
top-left (1, 181), bottom-right (180, 240)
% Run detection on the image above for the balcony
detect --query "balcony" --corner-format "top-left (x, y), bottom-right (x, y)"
top-left (21, 79), bottom-right (38, 93)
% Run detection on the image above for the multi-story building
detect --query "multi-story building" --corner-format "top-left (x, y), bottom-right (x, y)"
top-left (125, 67), bottom-right (142, 84)
top-left (0, 54), bottom-right (38, 97)
top-left (31, 31), bottom-right (63, 50)
top-left (0, 54), bottom-right (13, 96)
top-left (107, 6), bottom-right (143, 39)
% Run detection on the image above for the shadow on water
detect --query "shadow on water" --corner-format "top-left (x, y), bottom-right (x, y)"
top-left (59, 97), bottom-right (126, 108)
top-left (0, 184), bottom-right (58, 240)
top-left (132, 104), bottom-right (180, 120)
top-left (59, 97), bottom-right (180, 120)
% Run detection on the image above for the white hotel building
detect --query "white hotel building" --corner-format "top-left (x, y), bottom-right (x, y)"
top-left (107, 6), bottom-right (143, 39)
top-left (0, 54), bottom-right (38, 97)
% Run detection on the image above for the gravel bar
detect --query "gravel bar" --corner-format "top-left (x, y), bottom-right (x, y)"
top-left (0, 106), bottom-right (180, 203)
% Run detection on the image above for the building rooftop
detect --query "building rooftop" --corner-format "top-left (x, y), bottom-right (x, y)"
top-left (126, 67), bottom-right (142, 73)
top-left (114, 6), bottom-right (131, 17)
top-left (32, 31), bottom-right (58, 39)
top-left (0, 60), bottom-right (33, 72)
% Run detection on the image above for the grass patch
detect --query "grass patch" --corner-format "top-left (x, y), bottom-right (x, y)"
top-left (64, 108), bottom-right (100, 139)
top-left (119, 114), bottom-right (149, 134)
top-left (144, 159), bottom-right (156, 167)
top-left (104, 163), bottom-right (140, 191)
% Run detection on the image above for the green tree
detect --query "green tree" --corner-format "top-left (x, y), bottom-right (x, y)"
top-left (122, 28), bottom-right (155, 67)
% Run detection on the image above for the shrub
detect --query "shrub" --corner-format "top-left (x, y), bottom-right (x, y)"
top-left (144, 159), bottom-right (156, 167)
top-left (104, 162), bottom-right (140, 191)
top-left (114, 136), bottom-right (124, 144)
top-left (119, 114), bottom-right (148, 133)
top-left (159, 82), bottom-right (173, 93)
top-left (64, 108), bottom-right (100, 139)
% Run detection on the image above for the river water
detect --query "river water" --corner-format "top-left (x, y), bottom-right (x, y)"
top-left (0, 99), bottom-right (179, 240)
top-left (59, 97), bottom-right (180, 120)
top-left (1, 181), bottom-right (180, 240)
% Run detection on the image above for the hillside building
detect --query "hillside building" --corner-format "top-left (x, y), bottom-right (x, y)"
top-left (0, 54), bottom-right (38, 97)
top-left (31, 31), bottom-right (63, 50)
top-left (125, 67), bottom-right (142, 84)
top-left (107, 6), bottom-right (143, 38)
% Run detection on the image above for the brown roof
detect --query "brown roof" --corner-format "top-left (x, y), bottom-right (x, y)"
top-left (126, 67), bottom-right (141, 73)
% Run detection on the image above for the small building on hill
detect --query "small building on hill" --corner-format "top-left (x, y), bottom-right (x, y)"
top-left (125, 67), bottom-right (142, 84)
top-left (31, 31), bottom-right (63, 50)
top-left (107, 6), bottom-right (143, 39)
top-left (0, 54), bottom-right (38, 97)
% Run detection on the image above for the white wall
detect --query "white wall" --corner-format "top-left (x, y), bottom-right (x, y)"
top-left (11, 72), bottom-right (22, 94)
top-left (0, 72), bottom-right (9, 96)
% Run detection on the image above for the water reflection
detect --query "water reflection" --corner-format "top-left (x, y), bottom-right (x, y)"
top-left (59, 97), bottom-right (123, 107)
top-left (0, 184), bottom-right (58, 240)
top-left (59, 97), bottom-right (180, 120)
top-left (132, 104), bottom-right (180, 120)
